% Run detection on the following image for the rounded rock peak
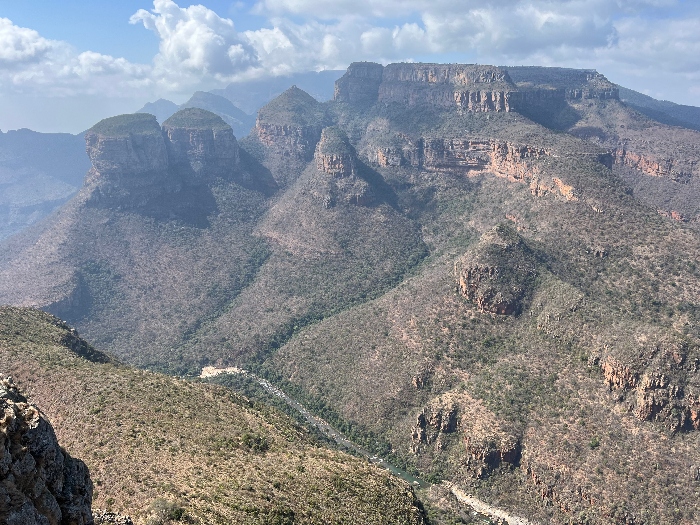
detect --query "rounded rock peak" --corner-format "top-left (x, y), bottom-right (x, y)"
top-left (162, 107), bottom-right (231, 131)
top-left (88, 113), bottom-right (161, 138)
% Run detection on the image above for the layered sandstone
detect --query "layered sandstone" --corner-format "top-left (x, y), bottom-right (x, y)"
top-left (255, 86), bottom-right (326, 162)
top-left (84, 110), bottom-right (240, 208)
top-left (311, 127), bottom-right (373, 207)
top-left (162, 108), bottom-right (239, 181)
top-left (0, 377), bottom-right (93, 525)
top-left (506, 66), bottom-right (619, 101)
top-left (614, 146), bottom-right (695, 183)
top-left (335, 62), bottom-right (519, 111)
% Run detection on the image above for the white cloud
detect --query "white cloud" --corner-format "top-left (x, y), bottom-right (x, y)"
top-left (130, 0), bottom-right (259, 89)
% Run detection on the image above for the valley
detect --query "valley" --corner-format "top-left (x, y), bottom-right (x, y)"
top-left (3, 61), bottom-right (700, 524)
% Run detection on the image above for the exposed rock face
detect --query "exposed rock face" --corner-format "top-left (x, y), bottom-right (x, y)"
top-left (163, 108), bottom-right (239, 181)
top-left (311, 127), bottom-right (373, 207)
top-left (613, 146), bottom-right (695, 183)
top-left (334, 62), bottom-right (385, 104)
top-left (600, 338), bottom-right (700, 432)
top-left (411, 403), bottom-right (459, 452)
top-left (455, 224), bottom-right (538, 315)
top-left (0, 377), bottom-right (93, 525)
top-left (506, 66), bottom-right (619, 101)
top-left (255, 86), bottom-right (327, 163)
top-left (84, 110), bottom-right (239, 208)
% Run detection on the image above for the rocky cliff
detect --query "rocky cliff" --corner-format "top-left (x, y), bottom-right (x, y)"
top-left (255, 86), bottom-right (327, 162)
top-left (163, 108), bottom-right (239, 181)
top-left (454, 224), bottom-right (538, 315)
top-left (506, 66), bottom-right (619, 101)
top-left (335, 62), bottom-right (519, 111)
top-left (83, 109), bottom-right (239, 209)
top-left (0, 377), bottom-right (93, 525)
top-left (310, 127), bottom-right (374, 207)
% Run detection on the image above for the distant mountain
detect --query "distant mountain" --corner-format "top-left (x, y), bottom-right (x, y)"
top-left (617, 85), bottom-right (700, 131)
top-left (134, 98), bottom-right (179, 123)
top-left (212, 69), bottom-right (343, 114)
top-left (5, 62), bottom-right (700, 523)
top-left (0, 128), bottom-right (90, 240)
top-left (180, 91), bottom-right (256, 137)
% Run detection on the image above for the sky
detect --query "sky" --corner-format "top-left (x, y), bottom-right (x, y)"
top-left (1, 0), bottom-right (699, 133)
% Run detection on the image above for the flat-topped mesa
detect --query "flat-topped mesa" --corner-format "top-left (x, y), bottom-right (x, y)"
top-left (85, 113), bottom-right (168, 183)
top-left (335, 62), bottom-right (519, 111)
top-left (255, 86), bottom-right (327, 161)
top-left (334, 62), bottom-right (385, 104)
top-left (505, 66), bottom-right (619, 101)
top-left (163, 108), bottom-right (239, 181)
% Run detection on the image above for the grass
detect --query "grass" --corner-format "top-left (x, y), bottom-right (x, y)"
top-left (89, 113), bottom-right (162, 137)
top-left (162, 108), bottom-right (231, 131)
top-left (0, 306), bottom-right (426, 525)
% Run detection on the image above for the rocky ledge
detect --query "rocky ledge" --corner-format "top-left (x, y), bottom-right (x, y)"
top-left (0, 377), bottom-right (93, 525)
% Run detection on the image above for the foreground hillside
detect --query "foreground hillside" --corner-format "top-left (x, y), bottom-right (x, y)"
top-left (0, 306), bottom-right (425, 525)
top-left (3, 62), bottom-right (700, 523)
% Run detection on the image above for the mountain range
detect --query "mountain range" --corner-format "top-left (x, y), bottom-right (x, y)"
top-left (3, 61), bottom-right (700, 524)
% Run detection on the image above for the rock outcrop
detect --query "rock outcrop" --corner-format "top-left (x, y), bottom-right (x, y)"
top-left (411, 403), bottom-right (459, 452)
top-left (0, 377), bottom-right (93, 525)
top-left (162, 108), bottom-right (239, 181)
top-left (255, 86), bottom-right (327, 162)
top-left (455, 224), bottom-right (538, 315)
top-left (613, 145), bottom-right (695, 183)
top-left (310, 127), bottom-right (373, 207)
top-left (506, 66), bottom-right (619, 101)
top-left (336, 62), bottom-right (519, 111)
top-left (84, 109), bottom-right (239, 208)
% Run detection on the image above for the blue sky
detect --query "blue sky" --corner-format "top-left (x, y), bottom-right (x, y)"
top-left (1, 0), bottom-right (699, 133)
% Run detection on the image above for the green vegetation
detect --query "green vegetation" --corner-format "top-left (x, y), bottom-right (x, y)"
top-left (89, 113), bottom-right (161, 137)
top-left (257, 86), bottom-right (328, 127)
top-left (162, 107), bottom-right (231, 131)
top-left (0, 307), bottom-right (425, 525)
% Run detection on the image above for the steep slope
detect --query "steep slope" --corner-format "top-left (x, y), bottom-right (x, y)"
top-left (135, 99), bottom-right (179, 124)
top-left (507, 66), bottom-right (700, 226)
top-left (618, 85), bottom-right (700, 131)
top-left (1, 375), bottom-right (93, 525)
top-left (0, 306), bottom-right (426, 525)
top-left (3, 62), bottom-right (700, 523)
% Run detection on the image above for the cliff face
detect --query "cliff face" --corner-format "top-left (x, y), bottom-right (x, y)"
top-left (163, 108), bottom-right (239, 181)
top-left (335, 62), bottom-right (518, 111)
top-left (0, 377), bottom-right (93, 525)
top-left (83, 109), bottom-right (239, 208)
top-left (333, 62), bottom-right (384, 104)
top-left (254, 86), bottom-right (327, 164)
top-left (613, 146), bottom-right (697, 183)
top-left (311, 127), bottom-right (373, 207)
top-left (506, 66), bottom-right (619, 101)
top-left (454, 225), bottom-right (538, 315)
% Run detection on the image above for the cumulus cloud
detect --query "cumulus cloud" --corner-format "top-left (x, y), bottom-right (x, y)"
top-left (1, 0), bottom-right (699, 108)
top-left (0, 18), bottom-right (151, 97)
top-left (130, 0), bottom-right (259, 88)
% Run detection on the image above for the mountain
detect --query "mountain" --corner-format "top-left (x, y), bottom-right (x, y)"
top-left (0, 306), bottom-right (426, 524)
top-left (0, 128), bottom-right (90, 241)
top-left (213, 70), bottom-right (343, 114)
top-left (617, 85), bottom-right (700, 132)
top-left (180, 91), bottom-right (256, 138)
top-left (134, 98), bottom-right (180, 124)
top-left (3, 62), bottom-right (700, 523)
